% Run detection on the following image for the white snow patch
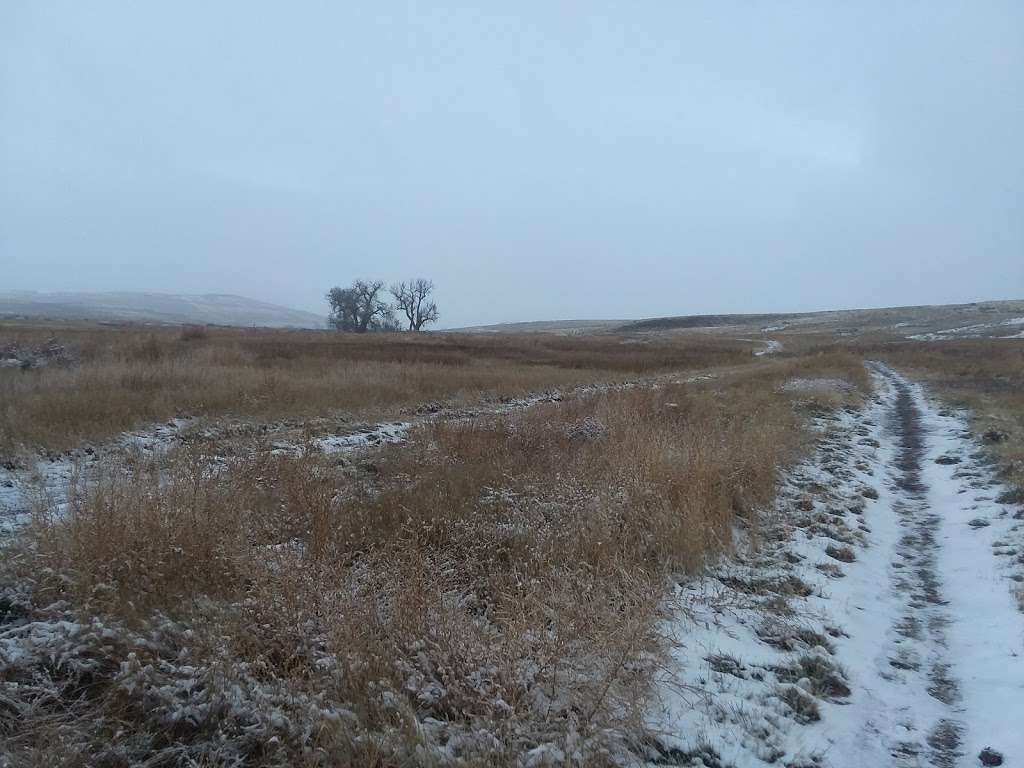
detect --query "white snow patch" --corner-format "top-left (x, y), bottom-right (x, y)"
top-left (755, 339), bottom-right (783, 356)
top-left (0, 417), bottom-right (195, 533)
top-left (780, 377), bottom-right (853, 393)
top-left (908, 316), bottom-right (1024, 341)
top-left (315, 423), bottom-right (410, 453)
top-left (911, 375), bottom-right (1024, 763)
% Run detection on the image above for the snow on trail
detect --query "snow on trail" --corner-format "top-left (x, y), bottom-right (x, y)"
top-left (649, 364), bottom-right (1024, 767)
top-left (0, 418), bottom-right (194, 533)
top-left (908, 316), bottom-right (1024, 341)
top-left (0, 371), bottom-right (719, 534)
top-left (755, 340), bottom-right (783, 357)
top-left (736, 339), bottom-right (783, 356)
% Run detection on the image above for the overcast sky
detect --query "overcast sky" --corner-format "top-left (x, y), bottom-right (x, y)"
top-left (2, 2), bottom-right (1022, 327)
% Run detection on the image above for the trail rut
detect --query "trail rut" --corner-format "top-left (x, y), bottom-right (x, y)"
top-left (650, 364), bottom-right (1024, 767)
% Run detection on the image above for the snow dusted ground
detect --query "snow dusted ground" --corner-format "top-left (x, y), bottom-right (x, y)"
top-left (1, 371), bottom-right (717, 534)
top-left (0, 389), bottom-right (589, 532)
top-left (909, 317), bottom-right (1024, 341)
top-left (735, 339), bottom-right (783, 357)
top-left (0, 418), bottom-right (194, 532)
top-left (8, 359), bottom-right (1019, 765)
top-left (648, 364), bottom-right (1024, 767)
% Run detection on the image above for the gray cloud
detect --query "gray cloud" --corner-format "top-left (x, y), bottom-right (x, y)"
top-left (2, 1), bottom-right (1022, 327)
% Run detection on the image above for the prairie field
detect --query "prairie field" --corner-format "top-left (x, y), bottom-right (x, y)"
top-left (1, 322), bottom-right (1021, 767)
top-left (0, 321), bottom-right (754, 459)
top-left (6, 1), bottom-right (1021, 761)
top-left (0, 322), bottom-right (874, 766)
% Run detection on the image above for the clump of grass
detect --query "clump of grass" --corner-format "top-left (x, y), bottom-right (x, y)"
top-left (179, 324), bottom-right (209, 341)
top-left (775, 654), bottom-right (850, 699)
top-left (756, 619), bottom-right (835, 653)
top-left (825, 544), bottom-right (856, 563)
top-left (779, 685), bottom-right (821, 723)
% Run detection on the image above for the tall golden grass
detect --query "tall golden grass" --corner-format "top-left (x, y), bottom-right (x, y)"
top-left (0, 323), bottom-right (878, 765)
top-left (0, 321), bottom-right (754, 457)
top-left (0, 352), bottom-right (876, 766)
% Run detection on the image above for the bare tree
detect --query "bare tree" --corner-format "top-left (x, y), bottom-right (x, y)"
top-left (373, 306), bottom-right (402, 332)
top-left (390, 278), bottom-right (439, 331)
top-left (326, 280), bottom-right (391, 332)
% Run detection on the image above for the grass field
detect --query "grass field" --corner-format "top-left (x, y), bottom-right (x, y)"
top-left (6, 322), bottom-right (1020, 765)
top-left (1, 322), bottom-right (755, 459)
top-left (0, 322), bottom-right (880, 766)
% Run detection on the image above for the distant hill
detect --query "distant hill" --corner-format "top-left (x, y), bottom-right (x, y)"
top-left (613, 300), bottom-right (1024, 339)
top-left (449, 319), bottom-right (625, 335)
top-left (0, 291), bottom-right (325, 329)
top-left (452, 300), bottom-right (1024, 341)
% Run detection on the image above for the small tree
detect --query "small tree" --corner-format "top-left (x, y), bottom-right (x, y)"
top-left (326, 280), bottom-right (391, 332)
top-left (390, 278), bottom-right (439, 331)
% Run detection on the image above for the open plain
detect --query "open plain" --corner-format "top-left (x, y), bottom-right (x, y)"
top-left (1, 313), bottom-right (1021, 767)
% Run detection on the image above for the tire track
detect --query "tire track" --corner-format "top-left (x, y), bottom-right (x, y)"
top-left (872, 363), bottom-right (964, 768)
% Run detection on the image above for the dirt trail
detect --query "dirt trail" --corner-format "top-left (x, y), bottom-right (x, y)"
top-left (0, 366), bottom-right (732, 533)
top-left (649, 364), bottom-right (1024, 767)
top-left (854, 364), bottom-right (1024, 767)
top-left (866, 365), bottom-right (967, 766)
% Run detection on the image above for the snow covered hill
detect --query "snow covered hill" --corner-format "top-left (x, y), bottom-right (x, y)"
top-left (0, 291), bottom-right (325, 328)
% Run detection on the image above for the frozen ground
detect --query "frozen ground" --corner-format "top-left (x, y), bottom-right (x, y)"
top-left (909, 317), bottom-right (1024, 341)
top-left (5, 362), bottom-right (1021, 766)
top-left (0, 371), bottom-right (716, 534)
top-left (0, 418), bottom-right (194, 532)
top-left (735, 338), bottom-right (783, 357)
top-left (648, 364), bottom-right (1024, 767)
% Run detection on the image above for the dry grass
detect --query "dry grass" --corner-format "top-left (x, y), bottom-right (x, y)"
top-left (0, 322), bottom-right (882, 766)
top-left (0, 321), bottom-right (754, 458)
top-left (0, 352), bottom-right (864, 766)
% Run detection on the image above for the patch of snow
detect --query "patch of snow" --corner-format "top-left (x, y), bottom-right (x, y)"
top-left (755, 339), bottom-right (783, 356)
top-left (680, 373), bottom-right (717, 384)
top-left (910, 371), bottom-right (1024, 764)
top-left (315, 423), bottom-right (410, 453)
top-left (780, 377), bottom-right (853, 393)
top-left (0, 417), bottom-right (195, 533)
top-left (908, 316), bottom-right (1024, 341)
